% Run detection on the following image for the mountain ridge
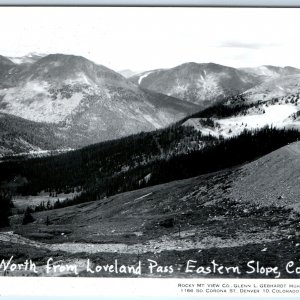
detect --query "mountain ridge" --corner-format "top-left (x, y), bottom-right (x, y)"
top-left (130, 62), bottom-right (261, 107)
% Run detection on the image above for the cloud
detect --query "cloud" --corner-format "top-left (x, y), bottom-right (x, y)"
top-left (218, 41), bottom-right (280, 49)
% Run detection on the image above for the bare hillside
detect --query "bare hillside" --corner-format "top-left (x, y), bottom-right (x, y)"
top-left (231, 141), bottom-right (300, 211)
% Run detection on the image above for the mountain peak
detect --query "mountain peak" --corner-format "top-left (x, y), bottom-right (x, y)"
top-left (37, 53), bottom-right (97, 68)
top-left (12, 53), bottom-right (127, 86)
top-left (131, 61), bottom-right (259, 106)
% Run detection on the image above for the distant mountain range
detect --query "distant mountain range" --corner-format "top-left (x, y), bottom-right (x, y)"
top-left (239, 65), bottom-right (300, 81)
top-left (0, 54), bottom-right (198, 156)
top-left (130, 63), bottom-right (300, 107)
top-left (118, 69), bottom-right (140, 78)
top-left (1, 53), bottom-right (300, 156)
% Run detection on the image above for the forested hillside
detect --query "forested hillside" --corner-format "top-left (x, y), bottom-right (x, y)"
top-left (0, 125), bottom-right (212, 194)
top-left (1, 122), bottom-right (299, 209)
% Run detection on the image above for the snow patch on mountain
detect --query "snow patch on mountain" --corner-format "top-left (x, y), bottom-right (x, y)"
top-left (8, 53), bottom-right (45, 64)
top-left (138, 71), bottom-right (155, 85)
top-left (198, 74), bottom-right (223, 99)
top-left (183, 103), bottom-right (299, 138)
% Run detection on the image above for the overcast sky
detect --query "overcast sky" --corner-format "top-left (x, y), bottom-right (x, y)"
top-left (1, 7), bottom-right (300, 72)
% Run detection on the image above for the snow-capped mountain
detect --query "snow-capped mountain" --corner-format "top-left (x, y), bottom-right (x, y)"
top-left (8, 52), bottom-right (46, 65)
top-left (130, 62), bottom-right (261, 107)
top-left (0, 54), bottom-right (198, 155)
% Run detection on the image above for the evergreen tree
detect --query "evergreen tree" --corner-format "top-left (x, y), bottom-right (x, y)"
top-left (22, 207), bottom-right (34, 225)
top-left (0, 191), bottom-right (12, 228)
top-left (46, 200), bottom-right (51, 210)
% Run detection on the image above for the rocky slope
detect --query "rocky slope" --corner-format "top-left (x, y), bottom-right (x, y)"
top-left (231, 141), bottom-right (300, 211)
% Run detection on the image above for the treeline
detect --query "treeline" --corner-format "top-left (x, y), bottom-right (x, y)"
top-left (23, 198), bottom-right (64, 213)
top-left (0, 125), bottom-right (215, 196)
top-left (41, 126), bottom-right (300, 208)
top-left (147, 126), bottom-right (300, 185)
top-left (191, 103), bottom-right (253, 119)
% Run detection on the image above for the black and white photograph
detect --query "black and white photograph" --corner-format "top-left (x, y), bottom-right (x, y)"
top-left (1, 6), bottom-right (300, 283)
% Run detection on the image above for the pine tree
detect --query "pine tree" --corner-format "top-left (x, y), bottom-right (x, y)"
top-left (22, 208), bottom-right (34, 225)
top-left (46, 200), bottom-right (51, 210)
top-left (0, 191), bottom-right (12, 228)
